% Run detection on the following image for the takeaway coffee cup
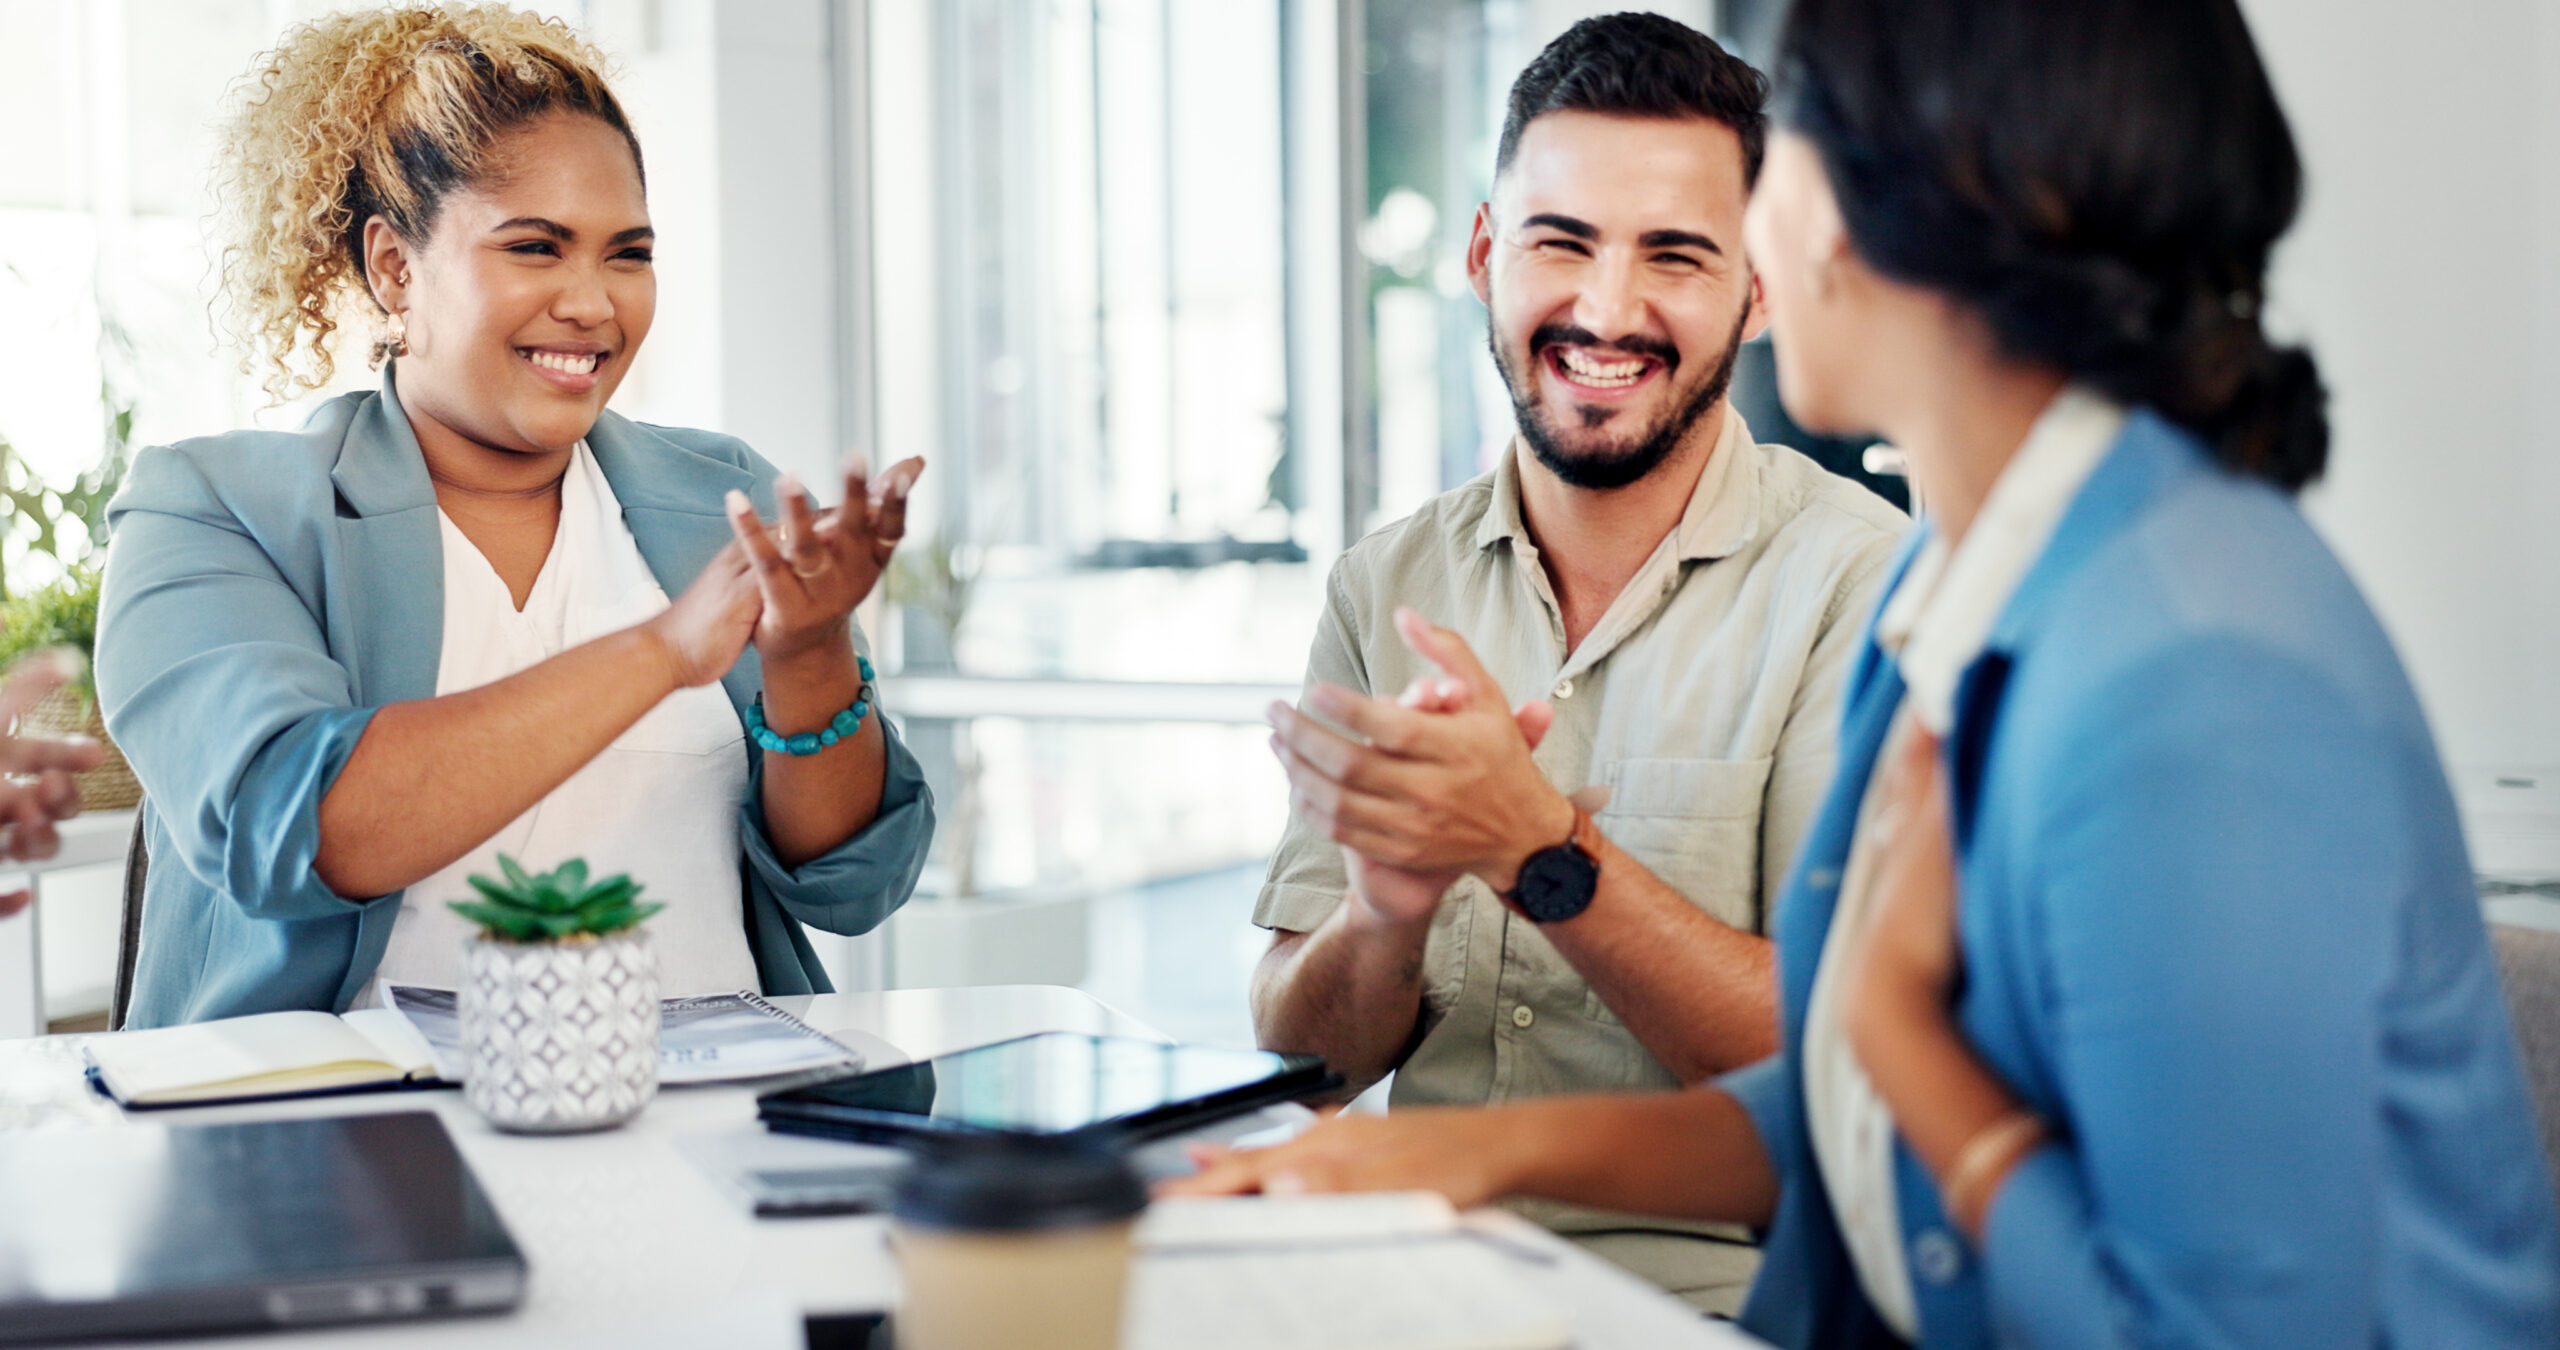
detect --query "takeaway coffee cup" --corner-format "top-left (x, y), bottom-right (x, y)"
top-left (890, 1135), bottom-right (1148, 1350)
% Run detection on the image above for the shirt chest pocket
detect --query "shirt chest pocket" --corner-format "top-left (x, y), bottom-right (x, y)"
top-left (1593, 755), bottom-right (1772, 938)
top-left (1579, 756), bottom-right (1771, 1029)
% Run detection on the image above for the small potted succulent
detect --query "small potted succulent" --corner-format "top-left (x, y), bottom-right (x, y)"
top-left (450, 855), bottom-right (663, 1133)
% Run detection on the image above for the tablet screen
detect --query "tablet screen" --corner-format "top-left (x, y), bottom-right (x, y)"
top-left (775, 1033), bottom-right (1321, 1134)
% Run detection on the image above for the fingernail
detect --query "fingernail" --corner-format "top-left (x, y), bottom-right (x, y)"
top-left (1267, 1170), bottom-right (1308, 1196)
top-left (725, 489), bottom-right (751, 513)
top-left (847, 454), bottom-right (872, 479)
top-left (776, 474), bottom-right (805, 502)
top-left (1264, 702), bottom-right (1290, 727)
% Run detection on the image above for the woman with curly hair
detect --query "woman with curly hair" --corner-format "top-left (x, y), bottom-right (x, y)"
top-left (99, 5), bottom-right (933, 1027)
top-left (1176, 0), bottom-right (2560, 1344)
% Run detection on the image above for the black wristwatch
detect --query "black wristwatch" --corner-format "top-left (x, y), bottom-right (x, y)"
top-left (1507, 806), bottom-right (1603, 923)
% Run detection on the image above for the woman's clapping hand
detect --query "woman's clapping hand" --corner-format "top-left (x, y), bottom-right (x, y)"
top-left (724, 456), bottom-right (926, 669)
top-left (640, 539), bottom-right (762, 689)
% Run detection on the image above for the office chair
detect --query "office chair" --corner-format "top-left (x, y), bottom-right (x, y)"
top-left (110, 809), bottom-right (145, 1031)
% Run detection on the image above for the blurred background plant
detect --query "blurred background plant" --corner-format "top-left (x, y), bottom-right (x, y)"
top-left (0, 312), bottom-right (141, 809)
top-left (0, 567), bottom-right (100, 707)
top-left (0, 313), bottom-right (134, 601)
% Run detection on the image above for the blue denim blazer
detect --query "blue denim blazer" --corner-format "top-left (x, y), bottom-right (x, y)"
top-left (1722, 412), bottom-right (2560, 1347)
top-left (98, 374), bottom-right (934, 1028)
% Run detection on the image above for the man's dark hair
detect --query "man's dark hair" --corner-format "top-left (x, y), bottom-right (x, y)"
top-left (1495, 13), bottom-right (1770, 186)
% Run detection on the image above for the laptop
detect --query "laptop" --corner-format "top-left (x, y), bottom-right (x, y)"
top-left (0, 1112), bottom-right (526, 1343)
top-left (758, 1032), bottom-right (1339, 1147)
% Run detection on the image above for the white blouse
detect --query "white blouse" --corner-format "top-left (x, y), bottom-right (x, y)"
top-left (1803, 387), bottom-right (2124, 1338)
top-left (362, 441), bottom-right (759, 1004)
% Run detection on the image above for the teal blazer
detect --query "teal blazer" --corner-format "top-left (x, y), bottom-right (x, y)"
top-left (1722, 412), bottom-right (2560, 1347)
top-left (97, 375), bottom-right (934, 1028)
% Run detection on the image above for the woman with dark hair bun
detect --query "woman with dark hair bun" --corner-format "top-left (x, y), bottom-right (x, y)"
top-left (1175, 0), bottom-right (2560, 1344)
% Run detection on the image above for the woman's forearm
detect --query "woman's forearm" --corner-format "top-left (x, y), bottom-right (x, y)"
top-left (755, 638), bottom-right (888, 867)
top-left (315, 627), bottom-right (681, 897)
top-left (1507, 1086), bottom-right (1782, 1225)
top-left (1851, 981), bottom-right (2025, 1237)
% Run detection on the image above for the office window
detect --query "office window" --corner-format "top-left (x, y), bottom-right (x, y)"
top-left (866, 0), bottom-right (1313, 679)
top-left (863, 1), bottom-right (1312, 898)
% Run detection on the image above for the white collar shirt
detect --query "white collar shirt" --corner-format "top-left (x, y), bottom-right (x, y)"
top-left (364, 441), bottom-right (757, 1005)
top-left (1804, 386), bottom-right (2125, 1339)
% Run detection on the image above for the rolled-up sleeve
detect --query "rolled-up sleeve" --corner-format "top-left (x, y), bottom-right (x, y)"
top-left (98, 447), bottom-right (380, 919)
top-left (737, 701), bottom-right (933, 937)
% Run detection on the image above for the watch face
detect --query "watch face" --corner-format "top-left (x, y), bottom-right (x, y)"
top-left (1514, 844), bottom-right (1599, 923)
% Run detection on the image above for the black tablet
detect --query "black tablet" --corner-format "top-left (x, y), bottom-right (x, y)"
top-left (756, 1032), bottom-right (1337, 1146)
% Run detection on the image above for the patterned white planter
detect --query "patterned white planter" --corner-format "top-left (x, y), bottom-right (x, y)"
top-left (459, 928), bottom-right (660, 1133)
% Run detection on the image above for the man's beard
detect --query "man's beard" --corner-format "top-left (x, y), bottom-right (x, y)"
top-left (1492, 301), bottom-right (1752, 490)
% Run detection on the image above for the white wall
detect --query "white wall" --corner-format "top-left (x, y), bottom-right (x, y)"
top-left (2242, 0), bottom-right (2560, 873)
top-left (710, 0), bottom-right (846, 488)
top-left (603, 0), bottom-right (845, 491)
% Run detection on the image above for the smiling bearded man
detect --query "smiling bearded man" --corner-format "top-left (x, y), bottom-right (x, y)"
top-left (1246, 14), bottom-right (1905, 1315)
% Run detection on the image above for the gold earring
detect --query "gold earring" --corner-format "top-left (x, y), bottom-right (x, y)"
top-left (371, 312), bottom-right (409, 370)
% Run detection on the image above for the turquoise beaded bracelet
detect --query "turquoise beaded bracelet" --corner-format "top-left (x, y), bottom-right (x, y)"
top-left (745, 655), bottom-right (876, 756)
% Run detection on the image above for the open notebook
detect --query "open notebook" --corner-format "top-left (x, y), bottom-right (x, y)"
top-left (88, 988), bottom-right (861, 1108)
top-left (86, 1008), bottom-right (445, 1108)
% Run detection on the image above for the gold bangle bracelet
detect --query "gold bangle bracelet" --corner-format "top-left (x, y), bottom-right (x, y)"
top-left (1942, 1110), bottom-right (2045, 1236)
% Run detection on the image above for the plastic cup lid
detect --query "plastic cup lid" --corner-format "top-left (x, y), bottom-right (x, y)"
top-left (891, 1133), bottom-right (1148, 1232)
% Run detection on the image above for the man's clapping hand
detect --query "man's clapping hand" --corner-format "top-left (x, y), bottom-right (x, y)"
top-left (0, 653), bottom-right (108, 917)
top-left (1269, 608), bottom-right (1585, 904)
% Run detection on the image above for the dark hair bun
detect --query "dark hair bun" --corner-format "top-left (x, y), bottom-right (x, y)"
top-left (1776, 0), bottom-right (2328, 490)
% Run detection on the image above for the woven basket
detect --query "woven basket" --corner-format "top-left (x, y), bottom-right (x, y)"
top-left (18, 687), bottom-right (142, 812)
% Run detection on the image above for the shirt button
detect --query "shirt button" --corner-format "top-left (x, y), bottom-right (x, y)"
top-left (1552, 678), bottom-right (1575, 700)
top-left (1511, 1005), bottom-right (1535, 1029)
top-left (1911, 1228), bottom-right (1965, 1285)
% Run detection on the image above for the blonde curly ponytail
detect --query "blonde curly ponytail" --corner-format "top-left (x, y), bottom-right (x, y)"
top-left (211, 5), bottom-right (640, 402)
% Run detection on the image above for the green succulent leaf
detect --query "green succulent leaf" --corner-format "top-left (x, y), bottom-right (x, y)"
top-left (452, 854), bottom-right (655, 942)
top-left (580, 902), bottom-right (664, 935)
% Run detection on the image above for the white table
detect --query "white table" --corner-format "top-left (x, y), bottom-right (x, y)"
top-left (0, 984), bottom-right (1763, 1349)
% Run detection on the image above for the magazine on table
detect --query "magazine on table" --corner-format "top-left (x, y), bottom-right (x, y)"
top-left (386, 986), bottom-right (862, 1086)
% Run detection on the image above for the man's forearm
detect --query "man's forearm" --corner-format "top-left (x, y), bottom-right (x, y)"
top-left (1541, 836), bottom-right (1778, 1082)
top-left (1505, 1085), bottom-right (1780, 1224)
top-left (1250, 904), bottom-right (1433, 1095)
